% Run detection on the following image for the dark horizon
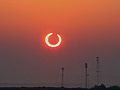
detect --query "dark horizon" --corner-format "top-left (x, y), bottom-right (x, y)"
top-left (0, 84), bottom-right (120, 90)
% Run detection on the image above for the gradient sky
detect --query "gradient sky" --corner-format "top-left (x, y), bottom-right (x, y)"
top-left (0, 0), bottom-right (120, 88)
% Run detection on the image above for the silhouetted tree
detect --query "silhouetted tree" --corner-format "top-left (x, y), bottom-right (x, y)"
top-left (108, 85), bottom-right (120, 89)
top-left (90, 84), bottom-right (106, 89)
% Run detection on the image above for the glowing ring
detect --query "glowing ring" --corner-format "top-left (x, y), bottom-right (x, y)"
top-left (45, 33), bottom-right (62, 47)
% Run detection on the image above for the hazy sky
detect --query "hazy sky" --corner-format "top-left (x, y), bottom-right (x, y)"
top-left (0, 0), bottom-right (120, 88)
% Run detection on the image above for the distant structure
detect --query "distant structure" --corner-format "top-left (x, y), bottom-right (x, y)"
top-left (85, 63), bottom-right (88, 88)
top-left (61, 67), bottom-right (64, 87)
top-left (96, 57), bottom-right (100, 85)
top-left (87, 74), bottom-right (89, 88)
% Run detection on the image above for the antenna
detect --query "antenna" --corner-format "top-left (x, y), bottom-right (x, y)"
top-left (96, 57), bottom-right (100, 85)
top-left (85, 63), bottom-right (88, 88)
top-left (61, 67), bottom-right (64, 87)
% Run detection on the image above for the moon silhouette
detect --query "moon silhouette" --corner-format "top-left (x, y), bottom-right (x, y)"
top-left (45, 33), bottom-right (62, 47)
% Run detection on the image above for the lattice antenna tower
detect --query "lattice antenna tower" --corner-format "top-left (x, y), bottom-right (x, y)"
top-left (96, 57), bottom-right (100, 85)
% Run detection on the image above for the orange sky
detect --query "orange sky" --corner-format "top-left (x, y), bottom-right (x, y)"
top-left (0, 0), bottom-right (120, 43)
top-left (0, 0), bottom-right (120, 87)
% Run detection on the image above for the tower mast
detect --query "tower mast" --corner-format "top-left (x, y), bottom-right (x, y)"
top-left (61, 67), bottom-right (64, 87)
top-left (96, 57), bottom-right (100, 85)
top-left (85, 63), bottom-right (88, 88)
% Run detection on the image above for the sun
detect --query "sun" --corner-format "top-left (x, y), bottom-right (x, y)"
top-left (45, 33), bottom-right (62, 48)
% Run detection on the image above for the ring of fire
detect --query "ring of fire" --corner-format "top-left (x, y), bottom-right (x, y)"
top-left (45, 33), bottom-right (62, 47)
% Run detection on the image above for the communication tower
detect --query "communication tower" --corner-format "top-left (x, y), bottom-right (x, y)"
top-left (96, 57), bottom-right (100, 85)
top-left (85, 63), bottom-right (88, 88)
top-left (61, 67), bottom-right (64, 87)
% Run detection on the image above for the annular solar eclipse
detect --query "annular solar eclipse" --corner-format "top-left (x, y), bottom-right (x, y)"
top-left (45, 33), bottom-right (62, 48)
